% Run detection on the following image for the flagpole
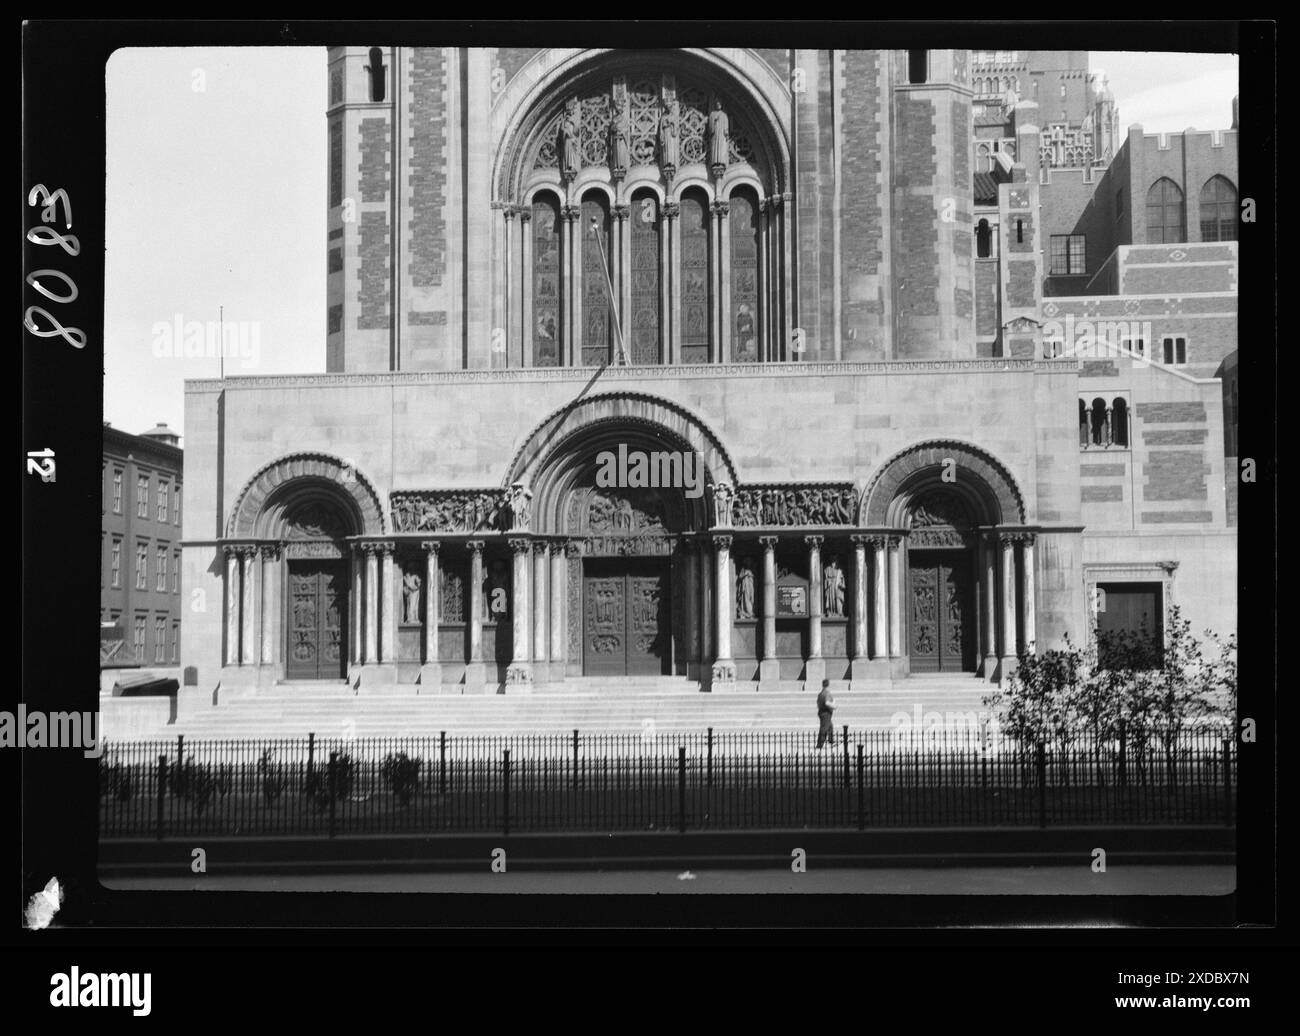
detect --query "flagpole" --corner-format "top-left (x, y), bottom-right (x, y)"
top-left (590, 217), bottom-right (629, 366)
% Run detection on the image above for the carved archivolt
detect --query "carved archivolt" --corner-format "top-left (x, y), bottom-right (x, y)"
top-left (860, 440), bottom-right (1025, 527)
top-left (226, 453), bottom-right (385, 539)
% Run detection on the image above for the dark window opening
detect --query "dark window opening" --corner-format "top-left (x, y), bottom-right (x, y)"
top-left (1015, 219), bottom-right (1023, 244)
top-left (1111, 397), bottom-right (1129, 447)
top-left (908, 50), bottom-right (928, 84)
top-left (976, 219), bottom-right (993, 258)
top-left (1049, 234), bottom-right (1086, 275)
top-left (1095, 582), bottom-right (1164, 669)
top-left (367, 47), bottom-right (386, 103)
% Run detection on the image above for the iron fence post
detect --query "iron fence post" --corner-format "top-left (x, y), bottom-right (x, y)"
top-left (439, 730), bottom-right (447, 796)
top-left (678, 746), bottom-right (686, 834)
top-left (573, 728), bottom-right (580, 790)
top-left (856, 743), bottom-right (865, 830)
top-left (1222, 737), bottom-right (1232, 827)
top-left (328, 751), bottom-right (338, 839)
top-left (842, 725), bottom-right (850, 787)
top-left (707, 727), bottom-right (713, 788)
top-left (1036, 743), bottom-right (1048, 828)
top-left (155, 753), bottom-right (167, 841)
top-left (503, 748), bottom-right (511, 837)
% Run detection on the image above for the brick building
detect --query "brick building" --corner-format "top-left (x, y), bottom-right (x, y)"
top-left (174, 47), bottom-right (1237, 720)
top-left (101, 423), bottom-right (184, 668)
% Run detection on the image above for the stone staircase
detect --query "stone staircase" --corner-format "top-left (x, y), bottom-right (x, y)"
top-left (128, 675), bottom-right (1002, 741)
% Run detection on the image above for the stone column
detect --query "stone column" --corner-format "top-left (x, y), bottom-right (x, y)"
top-left (999, 532), bottom-right (1017, 674)
top-left (363, 544), bottom-right (379, 666)
top-left (887, 535), bottom-right (903, 659)
top-left (420, 541), bottom-right (441, 689)
top-left (564, 541), bottom-right (583, 678)
top-left (981, 533), bottom-right (998, 679)
top-left (711, 534), bottom-right (735, 685)
top-left (561, 206), bottom-right (580, 366)
top-left (349, 545), bottom-right (361, 667)
top-left (259, 544), bottom-right (280, 671)
top-left (658, 198), bottom-right (670, 364)
top-left (682, 541), bottom-right (699, 676)
top-left (758, 198), bottom-right (770, 360)
top-left (532, 541), bottom-right (548, 679)
top-left (520, 209), bottom-right (532, 367)
top-left (870, 536), bottom-right (889, 661)
top-left (380, 543), bottom-right (397, 666)
top-left (804, 535), bottom-right (825, 690)
top-left (615, 204), bottom-right (632, 360)
top-left (224, 546), bottom-right (240, 666)
top-left (503, 206), bottom-right (515, 365)
top-left (758, 535), bottom-right (779, 687)
top-left (549, 542), bottom-right (566, 680)
top-left (240, 546), bottom-right (257, 668)
top-left (506, 538), bottom-right (532, 686)
top-left (664, 201), bottom-right (681, 364)
top-left (697, 534), bottom-right (712, 662)
top-left (712, 200), bottom-right (731, 362)
top-left (849, 535), bottom-right (869, 673)
top-left (1019, 533), bottom-right (1037, 655)
top-left (466, 540), bottom-right (486, 689)
top-left (779, 193), bottom-right (794, 359)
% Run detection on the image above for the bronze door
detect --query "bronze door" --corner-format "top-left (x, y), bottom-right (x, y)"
top-left (286, 560), bottom-right (347, 679)
top-left (908, 551), bottom-right (975, 673)
top-left (583, 560), bottom-right (669, 676)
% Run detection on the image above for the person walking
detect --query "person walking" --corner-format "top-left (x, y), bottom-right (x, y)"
top-left (815, 679), bottom-right (835, 749)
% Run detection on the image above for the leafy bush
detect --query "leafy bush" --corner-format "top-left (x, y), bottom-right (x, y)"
top-left (257, 749), bottom-right (286, 804)
top-left (380, 752), bottom-right (423, 806)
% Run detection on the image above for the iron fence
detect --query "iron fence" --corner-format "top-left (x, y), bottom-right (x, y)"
top-left (98, 725), bottom-right (1235, 838)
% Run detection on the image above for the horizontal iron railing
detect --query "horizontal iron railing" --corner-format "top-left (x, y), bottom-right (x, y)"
top-left (97, 726), bottom-right (1235, 839)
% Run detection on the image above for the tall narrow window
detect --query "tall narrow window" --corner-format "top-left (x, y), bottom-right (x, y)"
top-left (111, 539), bottom-right (122, 588)
top-left (157, 547), bottom-right (168, 591)
top-left (1146, 178), bottom-right (1185, 244)
top-left (679, 189), bottom-right (712, 364)
top-left (1199, 175), bottom-right (1237, 242)
top-left (133, 616), bottom-right (146, 663)
top-left (1078, 399), bottom-right (1088, 447)
top-left (154, 617), bottom-right (166, 663)
top-left (729, 188), bottom-right (760, 362)
top-left (1111, 398), bottom-right (1129, 447)
top-left (629, 190), bottom-right (662, 364)
top-left (976, 219), bottom-right (992, 259)
top-left (112, 469), bottom-right (123, 513)
top-left (136, 475), bottom-right (149, 518)
top-left (367, 48), bottom-right (386, 103)
top-left (157, 481), bottom-right (169, 522)
top-left (1090, 398), bottom-right (1110, 446)
top-left (531, 192), bottom-right (562, 366)
top-left (581, 192), bottom-right (613, 366)
top-left (1162, 335), bottom-right (1188, 365)
top-left (173, 485), bottom-right (181, 525)
top-left (136, 543), bottom-right (148, 590)
top-left (908, 50), bottom-right (928, 84)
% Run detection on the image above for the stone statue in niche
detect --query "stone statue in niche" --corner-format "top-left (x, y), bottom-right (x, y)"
top-left (707, 97), bottom-right (729, 175)
top-left (823, 558), bottom-right (845, 617)
top-left (736, 561), bottom-right (755, 620)
top-left (659, 99), bottom-right (679, 171)
top-left (608, 94), bottom-right (631, 175)
top-left (560, 98), bottom-right (581, 180)
top-left (401, 569), bottom-right (421, 624)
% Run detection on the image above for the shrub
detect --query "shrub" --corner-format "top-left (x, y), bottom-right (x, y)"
top-left (380, 752), bottom-right (423, 806)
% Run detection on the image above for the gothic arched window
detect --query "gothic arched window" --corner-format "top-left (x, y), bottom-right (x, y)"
top-left (729, 187), bottom-right (760, 362)
top-left (1146, 178), bottom-right (1185, 244)
top-left (679, 188), bottom-right (711, 363)
top-left (581, 191), bottom-right (613, 366)
top-left (629, 188), bottom-right (662, 364)
top-left (531, 192), bottom-right (562, 367)
top-left (1199, 175), bottom-right (1237, 242)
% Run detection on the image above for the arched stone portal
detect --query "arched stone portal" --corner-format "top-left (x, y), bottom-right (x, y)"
top-left (860, 441), bottom-right (1033, 680)
top-left (221, 453), bottom-right (388, 687)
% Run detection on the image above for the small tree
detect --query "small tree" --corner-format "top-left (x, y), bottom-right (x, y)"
top-left (380, 752), bottom-right (423, 806)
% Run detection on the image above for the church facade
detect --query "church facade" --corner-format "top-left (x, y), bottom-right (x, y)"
top-left (179, 47), bottom-right (1237, 701)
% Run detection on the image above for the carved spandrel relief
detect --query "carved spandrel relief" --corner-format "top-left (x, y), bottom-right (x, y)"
top-left (391, 490), bottom-right (510, 534)
top-left (286, 501), bottom-right (349, 539)
top-left (908, 489), bottom-right (974, 548)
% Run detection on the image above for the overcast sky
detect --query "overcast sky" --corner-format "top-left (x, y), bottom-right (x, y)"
top-left (103, 47), bottom-right (1240, 441)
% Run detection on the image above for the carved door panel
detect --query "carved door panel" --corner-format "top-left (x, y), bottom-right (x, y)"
top-left (583, 562), bottom-right (669, 676)
top-left (286, 561), bottom-right (348, 680)
top-left (908, 551), bottom-right (974, 673)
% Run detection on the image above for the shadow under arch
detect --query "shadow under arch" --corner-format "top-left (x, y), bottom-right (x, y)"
top-left (226, 452), bottom-right (386, 539)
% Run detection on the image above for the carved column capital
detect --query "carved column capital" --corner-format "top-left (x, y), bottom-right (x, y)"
top-left (711, 534), bottom-right (733, 551)
top-left (532, 540), bottom-right (550, 557)
top-left (710, 200), bottom-right (730, 218)
top-left (803, 535), bottom-right (824, 549)
top-left (564, 540), bottom-right (584, 558)
top-left (1016, 532), bottom-right (1037, 547)
top-left (259, 543), bottom-right (282, 561)
top-left (503, 206), bottom-right (518, 222)
top-left (518, 206), bottom-right (532, 224)
top-left (998, 532), bottom-right (1019, 548)
top-left (757, 535), bottom-right (778, 551)
top-left (508, 537), bottom-right (532, 555)
top-left (662, 200), bottom-right (680, 219)
top-left (375, 540), bottom-right (397, 556)
top-left (613, 204), bottom-right (631, 221)
top-left (850, 533), bottom-right (872, 548)
top-left (561, 205), bottom-right (581, 222)
top-left (420, 540), bottom-right (441, 555)
top-left (466, 539), bottom-right (486, 556)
